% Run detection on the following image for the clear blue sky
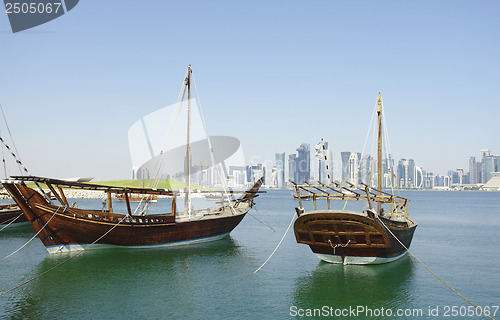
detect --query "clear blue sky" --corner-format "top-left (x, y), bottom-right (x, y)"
top-left (0, 1), bottom-right (499, 180)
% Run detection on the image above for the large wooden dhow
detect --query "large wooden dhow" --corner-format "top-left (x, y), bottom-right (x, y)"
top-left (1, 65), bottom-right (264, 253)
top-left (2, 176), bottom-right (262, 253)
top-left (293, 93), bottom-right (417, 265)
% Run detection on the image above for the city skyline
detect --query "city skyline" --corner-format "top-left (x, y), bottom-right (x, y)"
top-left (262, 144), bottom-right (499, 189)
top-left (1, 1), bottom-right (499, 181)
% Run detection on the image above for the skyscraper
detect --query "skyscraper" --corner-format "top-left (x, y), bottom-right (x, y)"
top-left (295, 144), bottom-right (310, 183)
top-left (397, 159), bottom-right (406, 188)
top-left (275, 152), bottom-right (285, 188)
top-left (483, 156), bottom-right (496, 183)
top-left (480, 149), bottom-right (491, 184)
top-left (480, 149), bottom-right (491, 162)
top-left (359, 155), bottom-right (372, 185)
top-left (288, 154), bottom-right (296, 185)
top-left (469, 157), bottom-right (476, 185)
top-left (348, 152), bottom-right (359, 184)
top-left (340, 152), bottom-right (351, 185)
top-left (476, 161), bottom-right (483, 184)
top-left (325, 148), bottom-right (333, 184)
top-left (407, 159), bottom-right (415, 188)
top-left (315, 140), bottom-right (333, 184)
top-left (415, 166), bottom-right (423, 188)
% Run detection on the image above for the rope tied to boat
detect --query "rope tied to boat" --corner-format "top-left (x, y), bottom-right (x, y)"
top-left (0, 206), bottom-right (61, 262)
top-left (0, 212), bottom-right (24, 232)
top-left (328, 238), bottom-right (351, 254)
top-left (254, 210), bottom-right (296, 273)
top-left (376, 216), bottom-right (495, 320)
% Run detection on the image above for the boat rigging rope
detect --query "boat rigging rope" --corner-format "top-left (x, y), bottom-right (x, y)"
top-left (248, 206), bottom-right (275, 232)
top-left (0, 103), bottom-right (25, 176)
top-left (192, 75), bottom-right (238, 216)
top-left (376, 216), bottom-right (495, 320)
top-left (254, 210), bottom-right (295, 274)
top-left (0, 213), bottom-right (127, 296)
top-left (0, 212), bottom-right (24, 232)
top-left (360, 102), bottom-right (377, 162)
top-left (0, 206), bottom-right (61, 262)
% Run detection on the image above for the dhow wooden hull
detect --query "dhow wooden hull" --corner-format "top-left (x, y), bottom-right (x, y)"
top-left (3, 183), bottom-right (252, 253)
top-left (294, 210), bottom-right (417, 265)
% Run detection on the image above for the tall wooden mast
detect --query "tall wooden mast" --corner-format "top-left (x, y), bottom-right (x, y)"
top-left (376, 92), bottom-right (383, 214)
top-left (184, 65), bottom-right (192, 216)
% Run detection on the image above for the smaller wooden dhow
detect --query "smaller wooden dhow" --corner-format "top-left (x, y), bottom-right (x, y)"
top-left (292, 93), bottom-right (417, 265)
top-left (291, 188), bottom-right (311, 200)
top-left (2, 176), bottom-right (263, 253)
top-left (115, 193), bottom-right (158, 203)
top-left (292, 181), bottom-right (417, 265)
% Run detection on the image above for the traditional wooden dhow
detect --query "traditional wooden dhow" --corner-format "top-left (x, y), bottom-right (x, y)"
top-left (2, 176), bottom-right (262, 253)
top-left (115, 193), bottom-right (158, 202)
top-left (2, 65), bottom-right (264, 253)
top-left (0, 203), bottom-right (26, 225)
top-left (292, 93), bottom-right (417, 265)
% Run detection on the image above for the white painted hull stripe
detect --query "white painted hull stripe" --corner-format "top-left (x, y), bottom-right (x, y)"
top-left (46, 232), bottom-right (231, 254)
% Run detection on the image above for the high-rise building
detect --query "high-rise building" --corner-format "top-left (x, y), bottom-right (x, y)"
top-left (397, 159), bottom-right (406, 188)
top-left (315, 141), bottom-right (333, 184)
top-left (247, 164), bottom-right (265, 186)
top-left (348, 152), bottom-right (359, 184)
top-left (449, 170), bottom-right (459, 185)
top-left (415, 166), bottom-right (423, 188)
top-left (359, 155), bottom-right (372, 185)
top-left (295, 144), bottom-right (310, 183)
top-left (340, 152), bottom-right (351, 185)
top-left (469, 157), bottom-right (476, 185)
top-left (480, 149), bottom-right (491, 184)
top-left (275, 152), bottom-right (285, 188)
top-left (288, 154), bottom-right (296, 185)
top-left (480, 149), bottom-right (491, 162)
top-left (483, 156), bottom-right (496, 183)
top-left (325, 148), bottom-right (333, 184)
top-left (476, 161), bottom-right (483, 184)
top-left (228, 166), bottom-right (247, 188)
top-left (426, 171), bottom-right (434, 188)
top-left (457, 168), bottom-right (464, 185)
top-left (407, 159), bottom-right (415, 188)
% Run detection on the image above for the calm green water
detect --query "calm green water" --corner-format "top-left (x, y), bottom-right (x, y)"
top-left (0, 190), bottom-right (499, 319)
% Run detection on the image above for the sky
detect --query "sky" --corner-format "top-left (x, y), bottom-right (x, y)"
top-left (0, 1), bottom-right (499, 181)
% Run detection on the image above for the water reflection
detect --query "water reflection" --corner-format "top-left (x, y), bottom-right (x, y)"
top-left (5, 237), bottom-right (254, 319)
top-left (292, 256), bottom-right (416, 318)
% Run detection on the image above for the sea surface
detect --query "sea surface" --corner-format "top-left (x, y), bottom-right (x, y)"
top-left (0, 190), bottom-right (499, 319)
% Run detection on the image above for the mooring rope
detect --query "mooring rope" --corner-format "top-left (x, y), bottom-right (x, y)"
top-left (254, 210), bottom-right (296, 273)
top-left (328, 239), bottom-right (351, 255)
top-left (0, 207), bottom-right (61, 262)
top-left (376, 216), bottom-right (495, 320)
top-left (0, 213), bottom-right (127, 296)
top-left (248, 206), bottom-right (275, 232)
top-left (0, 212), bottom-right (24, 232)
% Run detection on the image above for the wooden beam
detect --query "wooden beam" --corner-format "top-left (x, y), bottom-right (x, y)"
top-left (124, 193), bottom-right (132, 216)
top-left (107, 192), bottom-right (113, 213)
top-left (45, 182), bottom-right (65, 206)
top-left (58, 187), bottom-right (69, 207)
